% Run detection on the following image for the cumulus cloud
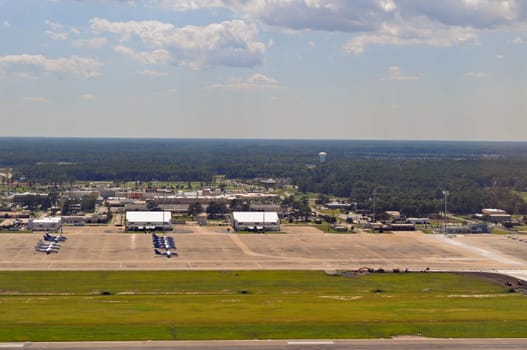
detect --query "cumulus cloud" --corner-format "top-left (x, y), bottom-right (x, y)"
top-left (205, 73), bottom-right (283, 90)
top-left (91, 17), bottom-right (265, 69)
top-left (465, 71), bottom-right (489, 78)
top-left (0, 54), bottom-right (102, 78)
top-left (156, 0), bottom-right (527, 55)
top-left (397, 0), bottom-right (523, 29)
top-left (383, 65), bottom-right (422, 80)
top-left (343, 18), bottom-right (478, 55)
top-left (114, 46), bottom-right (171, 65)
top-left (73, 37), bottom-right (108, 49)
top-left (2, 20), bottom-right (10, 28)
top-left (45, 20), bottom-right (69, 40)
top-left (158, 0), bottom-right (527, 29)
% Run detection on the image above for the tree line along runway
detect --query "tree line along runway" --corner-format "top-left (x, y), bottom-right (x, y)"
top-left (1, 225), bottom-right (526, 278)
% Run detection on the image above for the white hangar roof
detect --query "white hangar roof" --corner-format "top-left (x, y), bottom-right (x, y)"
top-left (126, 211), bottom-right (171, 223)
top-left (232, 211), bottom-right (279, 223)
top-left (31, 216), bottom-right (62, 224)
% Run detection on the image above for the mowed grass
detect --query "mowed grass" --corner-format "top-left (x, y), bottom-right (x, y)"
top-left (0, 271), bottom-right (525, 341)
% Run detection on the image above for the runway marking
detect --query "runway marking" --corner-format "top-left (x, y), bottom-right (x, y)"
top-left (287, 341), bottom-right (334, 345)
top-left (433, 235), bottom-right (524, 266)
top-left (0, 344), bottom-right (24, 348)
top-left (131, 234), bottom-right (136, 250)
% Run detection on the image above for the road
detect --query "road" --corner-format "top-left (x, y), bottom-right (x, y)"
top-left (2, 339), bottom-right (527, 350)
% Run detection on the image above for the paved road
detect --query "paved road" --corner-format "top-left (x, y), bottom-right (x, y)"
top-left (2, 339), bottom-right (527, 350)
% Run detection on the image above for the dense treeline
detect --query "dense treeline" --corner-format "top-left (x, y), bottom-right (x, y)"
top-left (2, 138), bottom-right (527, 215)
top-left (297, 159), bottom-right (527, 216)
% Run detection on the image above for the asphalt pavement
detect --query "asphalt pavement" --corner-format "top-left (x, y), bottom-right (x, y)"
top-left (2, 339), bottom-right (527, 350)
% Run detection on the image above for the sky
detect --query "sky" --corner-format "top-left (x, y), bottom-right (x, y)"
top-left (0, 0), bottom-right (526, 141)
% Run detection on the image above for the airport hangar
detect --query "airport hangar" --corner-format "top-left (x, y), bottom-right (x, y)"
top-left (28, 216), bottom-right (62, 232)
top-left (125, 211), bottom-right (172, 231)
top-left (232, 211), bottom-right (280, 231)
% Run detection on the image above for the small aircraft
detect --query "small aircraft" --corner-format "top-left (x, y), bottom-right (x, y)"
top-left (152, 234), bottom-right (176, 249)
top-left (153, 241), bottom-right (176, 249)
top-left (154, 249), bottom-right (177, 258)
top-left (36, 240), bottom-right (61, 248)
top-left (35, 242), bottom-right (60, 254)
top-left (43, 232), bottom-right (66, 242)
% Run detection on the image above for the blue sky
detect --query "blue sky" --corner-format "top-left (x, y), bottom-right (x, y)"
top-left (0, 0), bottom-right (526, 140)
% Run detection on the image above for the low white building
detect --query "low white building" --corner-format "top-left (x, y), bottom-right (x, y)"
top-left (231, 211), bottom-right (280, 232)
top-left (407, 217), bottom-right (430, 225)
top-left (125, 211), bottom-right (172, 231)
top-left (28, 216), bottom-right (62, 232)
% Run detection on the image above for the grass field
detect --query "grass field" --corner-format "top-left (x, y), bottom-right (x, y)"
top-left (0, 271), bottom-right (525, 341)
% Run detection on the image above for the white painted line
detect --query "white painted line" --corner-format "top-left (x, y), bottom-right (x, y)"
top-left (0, 344), bottom-right (24, 348)
top-left (288, 341), bottom-right (334, 345)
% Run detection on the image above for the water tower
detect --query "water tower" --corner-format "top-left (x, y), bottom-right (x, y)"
top-left (318, 152), bottom-right (327, 163)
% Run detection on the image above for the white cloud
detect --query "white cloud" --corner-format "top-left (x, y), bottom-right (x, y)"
top-left (45, 30), bottom-right (68, 40)
top-left (90, 17), bottom-right (266, 69)
top-left (205, 73), bottom-right (283, 90)
top-left (45, 20), bottom-right (68, 40)
top-left (308, 41), bottom-right (316, 47)
top-left (114, 46), bottom-right (170, 65)
top-left (80, 94), bottom-right (97, 100)
top-left (158, 1), bottom-right (527, 30)
top-left (21, 97), bottom-right (49, 103)
top-left (464, 71), bottom-right (489, 78)
top-left (0, 54), bottom-right (102, 78)
top-left (2, 20), bottom-right (9, 28)
top-left (136, 69), bottom-right (168, 76)
top-left (156, 1), bottom-right (527, 55)
top-left (70, 27), bottom-right (81, 35)
top-left (496, 54), bottom-right (504, 59)
top-left (73, 37), bottom-right (108, 49)
top-left (383, 65), bottom-right (421, 81)
top-left (45, 20), bottom-right (63, 31)
top-left (512, 36), bottom-right (524, 44)
top-left (344, 18), bottom-right (478, 55)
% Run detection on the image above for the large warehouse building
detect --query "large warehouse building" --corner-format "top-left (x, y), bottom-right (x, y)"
top-left (231, 211), bottom-right (280, 232)
top-left (125, 211), bottom-right (172, 231)
top-left (28, 216), bottom-right (62, 232)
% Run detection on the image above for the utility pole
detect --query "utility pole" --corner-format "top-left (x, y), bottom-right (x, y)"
top-left (373, 188), bottom-right (377, 223)
top-left (442, 190), bottom-right (449, 234)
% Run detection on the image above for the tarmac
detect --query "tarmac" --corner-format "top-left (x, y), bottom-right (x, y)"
top-left (1, 225), bottom-right (526, 279)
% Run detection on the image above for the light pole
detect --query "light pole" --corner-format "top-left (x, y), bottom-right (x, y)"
top-left (442, 190), bottom-right (449, 234)
top-left (373, 188), bottom-right (377, 223)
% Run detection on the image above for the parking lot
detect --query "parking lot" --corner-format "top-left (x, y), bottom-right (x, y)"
top-left (1, 224), bottom-right (526, 274)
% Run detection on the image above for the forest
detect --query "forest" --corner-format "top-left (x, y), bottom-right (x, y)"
top-left (2, 138), bottom-right (527, 216)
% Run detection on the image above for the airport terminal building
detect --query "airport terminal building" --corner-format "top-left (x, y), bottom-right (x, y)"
top-left (231, 211), bottom-right (280, 232)
top-left (125, 211), bottom-right (172, 231)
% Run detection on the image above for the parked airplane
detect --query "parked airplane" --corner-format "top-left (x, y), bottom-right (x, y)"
top-left (152, 234), bottom-right (176, 249)
top-left (43, 232), bottom-right (66, 242)
top-left (35, 242), bottom-right (60, 254)
top-left (154, 249), bottom-right (177, 258)
top-left (36, 240), bottom-right (61, 248)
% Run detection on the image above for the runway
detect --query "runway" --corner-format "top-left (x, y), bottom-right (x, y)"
top-left (3, 338), bottom-right (527, 350)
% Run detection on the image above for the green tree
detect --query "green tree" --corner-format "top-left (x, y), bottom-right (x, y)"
top-left (207, 201), bottom-right (228, 219)
top-left (188, 202), bottom-right (203, 217)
